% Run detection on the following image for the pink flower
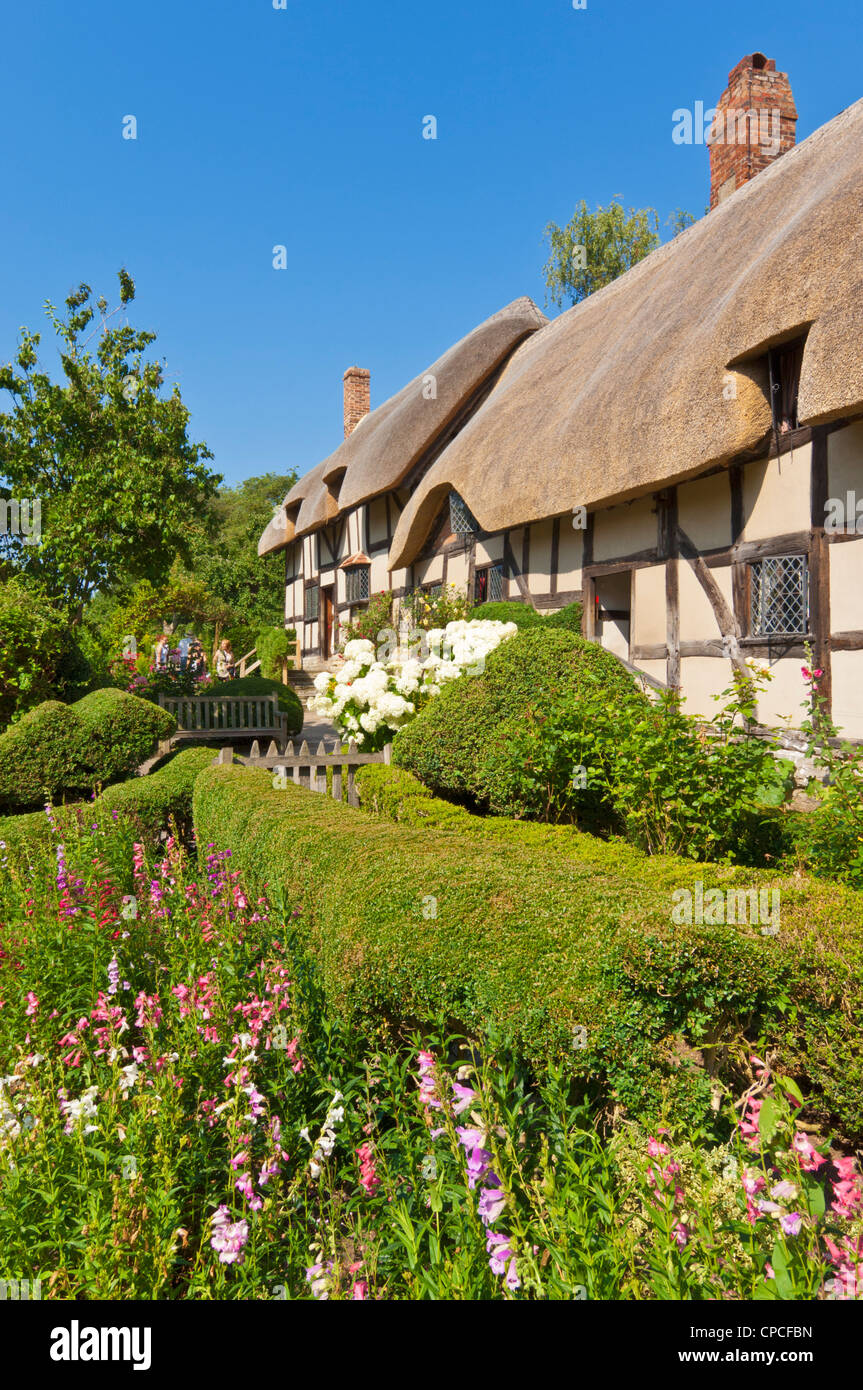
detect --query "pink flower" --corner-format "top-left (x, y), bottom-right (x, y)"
top-left (742, 1170), bottom-right (766, 1196)
top-left (672, 1223), bottom-right (689, 1249)
top-left (647, 1136), bottom-right (670, 1158)
top-left (352, 1280), bottom-right (368, 1300)
top-left (792, 1132), bottom-right (827, 1172)
top-left (780, 1211), bottom-right (803, 1236)
top-left (356, 1141), bottom-right (381, 1197)
top-left (210, 1206), bottom-right (250, 1265)
top-left (25, 992), bottom-right (39, 1017)
top-left (451, 1082), bottom-right (476, 1115)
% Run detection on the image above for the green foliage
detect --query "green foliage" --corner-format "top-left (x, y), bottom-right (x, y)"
top-left (255, 626), bottom-right (296, 680)
top-left (71, 688), bottom-right (176, 784)
top-left (0, 272), bottom-right (218, 620)
top-left (0, 702), bottom-right (91, 810)
top-left (207, 675), bottom-right (303, 735)
top-left (393, 627), bottom-right (643, 814)
top-left (544, 601), bottom-right (584, 633)
top-left (0, 688), bottom-right (175, 811)
top-left (542, 197), bottom-right (661, 309)
top-left (0, 577), bottom-right (90, 726)
top-left (402, 584), bottom-right (472, 631)
top-left (339, 590), bottom-right (394, 646)
top-left (192, 762), bottom-right (863, 1144)
top-left (468, 601), bottom-right (543, 628)
top-left (0, 745), bottom-right (214, 856)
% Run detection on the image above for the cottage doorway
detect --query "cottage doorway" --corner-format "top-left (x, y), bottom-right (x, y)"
top-left (594, 571), bottom-right (632, 662)
top-left (320, 586), bottom-right (334, 658)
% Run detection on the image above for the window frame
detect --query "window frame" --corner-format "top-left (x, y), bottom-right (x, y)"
top-left (473, 563), bottom-right (504, 605)
top-left (303, 583), bottom-right (320, 622)
top-left (344, 564), bottom-right (371, 605)
top-left (747, 553), bottom-right (809, 638)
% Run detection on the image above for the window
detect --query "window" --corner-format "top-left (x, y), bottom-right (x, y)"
top-left (423, 583), bottom-right (442, 600)
top-left (750, 556), bottom-right (808, 636)
top-left (449, 491), bottom-right (478, 535)
top-left (304, 585), bottom-right (319, 621)
top-left (474, 564), bottom-right (503, 605)
top-left (345, 565), bottom-right (370, 604)
top-left (767, 339), bottom-right (804, 435)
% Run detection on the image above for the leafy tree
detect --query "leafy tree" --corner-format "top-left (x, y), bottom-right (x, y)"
top-left (0, 271), bottom-right (219, 622)
top-left (542, 197), bottom-right (694, 309)
top-left (0, 576), bottom-right (89, 726)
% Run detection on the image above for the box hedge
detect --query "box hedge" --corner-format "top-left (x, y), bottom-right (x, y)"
top-left (393, 627), bottom-right (645, 813)
top-left (192, 761), bottom-right (863, 1143)
top-left (0, 689), bottom-right (176, 812)
top-left (468, 601), bottom-right (543, 628)
top-left (0, 745), bottom-right (215, 858)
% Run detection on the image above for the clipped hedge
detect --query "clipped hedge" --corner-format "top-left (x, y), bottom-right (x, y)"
top-left (207, 676), bottom-right (303, 735)
top-left (0, 702), bottom-right (91, 810)
top-left (72, 688), bottom-right (176, 784)
top-left (468, 601), bottom-right (543, 628)
top-left (544, 600), bottom-right (584, 633)
top-left (0, 745), bottom-right (215, 859)
top-left (393, 627), bottom-right (644, 813)
top-left (0, 689), bottom-right (176, 812)
top-left (193, 762), bottom-right (863, 1143)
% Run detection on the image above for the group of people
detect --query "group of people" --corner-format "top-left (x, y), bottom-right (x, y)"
top-left (152, 632), bottom-right (238, 682)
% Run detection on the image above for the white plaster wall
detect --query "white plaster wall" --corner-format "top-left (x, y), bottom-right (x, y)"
top-left (633, 564), bottom-right (666, 646)
top-left (678, 471), bottom-right (732, 551)
top-left (831, 650), bottom-right (863, 740)
top-left (527, 520), bottom-right (553, 595)
top-left (829, 537), bottom-right (863, 634)
top-left (752, 658), bottom-right (808, 729)
top-left (677, 562), bottom-right (733, 641)
top-left (557, 524), bottom-right (583, 590)
top-left (827, 421), bottom-right (863, 508)
top-left (679, 657), bottom-right (732, 719)
top-left (741, 446), bottom-right (811, 542)
top-left (593, 495), bottom-right (657, 560)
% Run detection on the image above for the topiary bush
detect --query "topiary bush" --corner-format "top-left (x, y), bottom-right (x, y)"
top-left (206, 675), bottom-right (303, 736)
top-left (393, 627), bottom-right (644, 815)
top-left (72, 688), bottom-right (176, 784)
top-left (468, 601), bottom-right (543, 628)
top-left (0, 701), bottom-right (92, 810)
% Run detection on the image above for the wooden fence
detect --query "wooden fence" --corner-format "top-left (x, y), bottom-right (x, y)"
top-left (214, 738), bottom-right (392, 806)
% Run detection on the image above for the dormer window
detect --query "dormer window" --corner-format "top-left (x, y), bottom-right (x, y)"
top-left (449, 491), bottom-right (477, 535)
top-left (767, 338), bottom-right (805, 434)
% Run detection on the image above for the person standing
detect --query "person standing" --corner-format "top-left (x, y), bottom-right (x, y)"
top-left (178, 630), bottom-right (193, 672)
top-left (215, 639), bottom-right (234, 682)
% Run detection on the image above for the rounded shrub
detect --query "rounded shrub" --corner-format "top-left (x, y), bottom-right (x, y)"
top-left (72, 688), bottom-right (176, 784)
top-left (393, 627), bottom-right (644, 815)
top-left (468, 601), bottom-right (543, 629)
top-left (255, 627), bottom-right (297, 681)
top-left (0, 701), bottom-right (92, 810)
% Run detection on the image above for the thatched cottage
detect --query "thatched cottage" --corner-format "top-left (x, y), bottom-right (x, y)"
top-left (259, 54), bottom-right (863, 738)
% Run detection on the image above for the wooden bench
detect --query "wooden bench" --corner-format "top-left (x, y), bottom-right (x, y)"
top-left (157, 693), bottom-right (290, 751)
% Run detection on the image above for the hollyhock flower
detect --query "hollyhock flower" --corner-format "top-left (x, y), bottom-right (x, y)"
top-left (780, 1212), bottom-right (803, 1236)
top-left (477, 1174), bottom-right (506, 1226)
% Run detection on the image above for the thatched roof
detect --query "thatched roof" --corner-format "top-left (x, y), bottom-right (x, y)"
top-left (258, 296), bottom-right (547, 554)
top-left (390, 96), bottom-right (863, 566)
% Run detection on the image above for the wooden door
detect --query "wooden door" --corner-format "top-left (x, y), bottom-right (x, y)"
top-left (320, 587), bottom-right (334, 658)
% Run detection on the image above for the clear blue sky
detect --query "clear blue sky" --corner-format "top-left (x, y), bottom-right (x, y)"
top-left (1, 0), bottom-right (859, 488)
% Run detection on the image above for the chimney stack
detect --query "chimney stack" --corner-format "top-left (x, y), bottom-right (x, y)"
top-left (709, 53), bottom-right (797, 209)
top-left (343, 366), bottom-right (370, 438)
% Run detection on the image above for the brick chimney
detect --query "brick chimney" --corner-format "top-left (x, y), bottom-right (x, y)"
top-left (709, 53), bottom-right (797, 209)
top-left (343, 366), bottom-right (370, 438)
